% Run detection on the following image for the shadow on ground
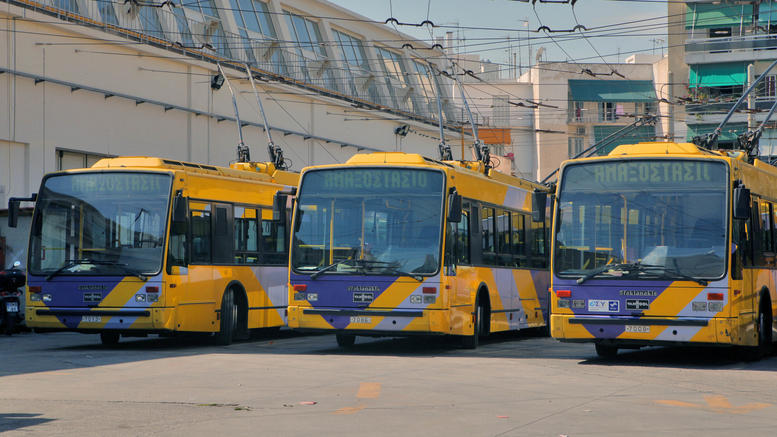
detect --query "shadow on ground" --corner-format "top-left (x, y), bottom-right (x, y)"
top-left (0, 413), bottom-right (55, 433)
top-left (2, 327), bottom-right (776, 378)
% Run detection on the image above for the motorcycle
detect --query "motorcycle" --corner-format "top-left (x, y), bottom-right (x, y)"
top-left (0, 261), bottom-right (25, 335)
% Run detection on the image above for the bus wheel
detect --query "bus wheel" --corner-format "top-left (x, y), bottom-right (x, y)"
top-left (748, 306), bottom-right (773, 360)
top-left (100, 332), bottom-right (120, 346)
top-left (595, 343), bottom-right (618, 358)
top-left (336, 334), bottom-right (356, 347)
top-left (461, 297), bottom-right (482, 349)
top-left (215, 289), bottom-right (237, 346)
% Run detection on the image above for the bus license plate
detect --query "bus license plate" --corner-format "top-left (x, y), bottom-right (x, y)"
top-left (82, 315), bottom-right (102, 323)
top-left (349, 316), bottom-right (371, 324)
top-left (5, 302), bottom-right (18, 313)
top-left (624, 325), bottom-right (650, 333)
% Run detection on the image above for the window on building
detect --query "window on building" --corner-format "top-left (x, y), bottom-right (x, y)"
top-left (411, 61), bottom-right (444, 120)
top-left (284, 11), bottom-right (334, 87)
top-left (229, 0), bottom-right (280, 69)
top-left (171, 5), bottom-right (194, 46)
top-left (98, 1), bottom-right (119, 25)
top-left (568, 127), bottom-right (586, 158)
top-left (571, 101), bottom-right (585, 122)
top-left (54, 0), bottom-right (79, 14)
top-left (492, 95), bottom-right (510, 127)
top-left (333, 30), bottom-right (379, 102)
top-left (377, 47), bottom-right (413, 111)
top-left (139, 6), bottom-right (165, 39)
top-left (599, 102), bottom-right (616, 121)
top-left (180, 0), bottom-right (232, 58)
top-left (57, 150), bottom-right (111, 171)
top-left (764, 75), bottom-right (776, 98)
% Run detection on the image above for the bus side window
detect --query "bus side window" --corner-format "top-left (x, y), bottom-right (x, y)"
top-left (481, 207), bottom-right (496, 265)
top-left (234, 206), bottom-right (259, 265)
top-left (496, 209), bottom-right (511, 266)
top-left (456, 207), bottom-right (470, 265)
top-left (212, 205), bottom-right (233, 264)
top-left (511, 213), bottom-right (526, 267)
top-left (261, 208), bottom-right (288, 265)
top-left (167, 201), bottom-right (188, 272)
top-left (190, 209), bottom-right (212, 263)
top-left (530, 218), bottom-right (547, 268)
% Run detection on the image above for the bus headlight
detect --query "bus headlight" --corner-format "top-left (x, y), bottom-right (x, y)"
top-left (42, 294), bottom-right (52, 302)
top-left (708, 302), bottom-right (724, 312)
top-left (557, 299), bottom-right (571, 308)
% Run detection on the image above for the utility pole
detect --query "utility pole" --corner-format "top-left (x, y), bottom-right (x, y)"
top-left (748, 63), bottom-right (755, 131)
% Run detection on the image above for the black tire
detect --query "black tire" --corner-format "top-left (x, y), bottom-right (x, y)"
top-left (100, 331), bottom-right (120, 345)
top-left (461, 296), bottom-right (482, 349)
top-left (336, 333), bottom-right (356, 347)
top-left (746, 305), bottom-right (773, 360)
top-left (215, 289), bottom-right (237, 346)
top-left (595, 343), bottom-right (618, 358)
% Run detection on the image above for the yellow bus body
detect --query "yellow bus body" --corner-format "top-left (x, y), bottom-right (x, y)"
top-left (25, 157), bottom-right (298, 336)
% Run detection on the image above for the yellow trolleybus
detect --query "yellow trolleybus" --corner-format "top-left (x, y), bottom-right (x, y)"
top-left (11, 157), bottom-right (297, 345)
top-left (287, 152), bottom-right (551, 348)
top-left (550, 142), bottom-right (777, 357)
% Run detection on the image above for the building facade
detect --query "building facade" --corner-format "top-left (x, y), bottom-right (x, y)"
top-left (669, 1), bottom-right (777, 151)
top-left (1, 0), bottom-right (471, 265)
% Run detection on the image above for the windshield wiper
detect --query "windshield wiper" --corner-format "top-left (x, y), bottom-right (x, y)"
top-left (46, 259), bottom-right (147, 281)
top-left (46, 259), bottom-right (89, 281)
top-left (639, 265), bottom-right (708, 286)
top-left (576, 262), bottom-right (639, 285)
top-left (309, 259), bottom-right (359, 280)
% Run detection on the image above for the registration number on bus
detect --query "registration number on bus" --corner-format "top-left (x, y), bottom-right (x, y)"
top-left (624, 325), bottom-right (650, 333)
top-left (82, 315), bottom-right (102, 323)
top-left (349, 316), bottom-right (371, 324)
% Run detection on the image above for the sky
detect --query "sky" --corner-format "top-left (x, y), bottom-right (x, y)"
top-left (328, 0), bottom-right (669, 75)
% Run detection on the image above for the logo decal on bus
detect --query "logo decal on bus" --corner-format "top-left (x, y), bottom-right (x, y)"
top-left (619, 290), bottom-right (658, 297)
top-left (353, 292), bottom-right (374, 303)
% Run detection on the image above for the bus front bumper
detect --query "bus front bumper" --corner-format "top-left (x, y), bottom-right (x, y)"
top-left (26, 306), bottom-right (177, 332)
top-left (551, 314), bottom-right (744, 346)
top-left (287, 306), bottom-right (460, 336)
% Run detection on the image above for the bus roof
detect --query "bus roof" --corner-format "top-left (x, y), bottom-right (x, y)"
top-left (77, 156), bottom-right (298, 186)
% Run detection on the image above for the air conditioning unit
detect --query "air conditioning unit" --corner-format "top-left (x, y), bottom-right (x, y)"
top-left (191, 19), bottom-right (219, 47)
top-left (394, 85), bottom-right (413, 102)
top-left (253, 40), bottom-right (279, 61)
top-left (354, 73), bottom-right (375, 91)
top-left (308, 58), bottom-right (331, 79)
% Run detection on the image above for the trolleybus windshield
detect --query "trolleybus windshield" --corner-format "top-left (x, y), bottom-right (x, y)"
top-left (292, 168), bottom-right (445, 276)
top-left (29, 172), bottom-right (173, 277)
top-left (554, 160), bottom-right (728, 280)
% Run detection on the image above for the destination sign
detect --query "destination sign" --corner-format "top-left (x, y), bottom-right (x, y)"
top-left (562, 160), bottom-right (726, 191)
top-left (68, 173), bottom-right (170, 195)
top-left (303, 168), bottom-right (443, 194)
top-left (43, 173), bottom-right (172, 196)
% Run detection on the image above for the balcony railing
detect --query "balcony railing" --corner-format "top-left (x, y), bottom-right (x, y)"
top-left (686, 33), bottom-right (777, 53)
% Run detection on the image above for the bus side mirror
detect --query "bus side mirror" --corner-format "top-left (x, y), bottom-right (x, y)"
top-left (172, 192), bottom-right (187, 225)
top-left (7, 194), bottom-right (37, 228)
top-left (532, 190), bottom-right (547, 223)
top-left (733, 186), bottom-right (751, 220)
top-left (274, 193), bottom-right (289, 222)
top-left (447, 189), bottom-right (462, 223)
